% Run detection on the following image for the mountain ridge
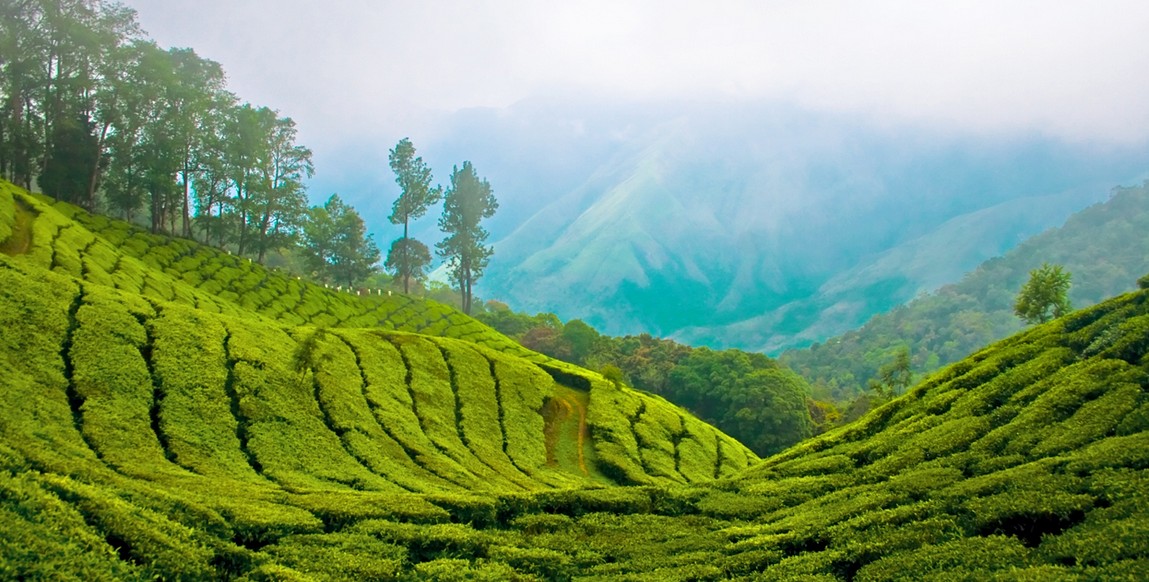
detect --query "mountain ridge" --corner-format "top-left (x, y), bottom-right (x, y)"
top-left (464, 99), bottom-right (1149, 349)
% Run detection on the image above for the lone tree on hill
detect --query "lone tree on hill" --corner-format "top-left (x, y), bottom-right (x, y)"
top-left (387, 138), bottom-right (441, 293)
top-left (1014, 263), bottom-right (1073, 325)
top-left (437, 161), bottom-right (498, 315)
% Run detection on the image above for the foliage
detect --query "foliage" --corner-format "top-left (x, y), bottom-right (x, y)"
top-left (867, 345), bottom-right (912, 400)
top-left (437, 161), bottom-right (497, 315)
top-left (385, 236), bottom-right (432, 291)
top-left (1014, 262), bottom-right (1073, 324)
top-left (300, 194), bottom-right (381, 287)
top-left (3, 178), bottom-right (1149, 579)
top-left (387, 138), bottom-right (441, 294)
top-left (783, 181), bottom-right (1149, 406)
top-left (477, 306), bottom-right (818, 457)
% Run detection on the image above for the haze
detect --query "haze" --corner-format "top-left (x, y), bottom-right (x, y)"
top-left (125, 0), bottom-right (1149, 150)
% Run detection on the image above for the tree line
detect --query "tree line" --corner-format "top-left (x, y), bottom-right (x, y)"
top-left (1, 1), bottom-right (497, 306)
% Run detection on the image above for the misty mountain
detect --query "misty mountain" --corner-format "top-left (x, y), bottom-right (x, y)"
top-left (337, 98), bottom-right (1149, 352)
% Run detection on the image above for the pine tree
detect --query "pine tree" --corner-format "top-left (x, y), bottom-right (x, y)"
top-left (436, 161), bottom-right (497, 315)
top-left (387, 138), bottom-right (440, 293)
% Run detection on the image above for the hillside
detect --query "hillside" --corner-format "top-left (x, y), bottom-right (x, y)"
top-left (473, 100), bottom-right (1149, 350)
top-left (783, 180), bottom-right (1149, 403)
top-left (4, 181), bottom-right (1149, 578)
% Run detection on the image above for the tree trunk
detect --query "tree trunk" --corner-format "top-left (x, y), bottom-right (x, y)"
top-left (85, 120), bottom-right (110, 212)
top-left (181, 146), bottom-right (192, 238)
top-left (402, 217), bottom-right (410, 294)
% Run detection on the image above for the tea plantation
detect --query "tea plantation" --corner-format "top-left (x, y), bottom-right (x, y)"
top-left (2, 179), bottom-right (1149, 579)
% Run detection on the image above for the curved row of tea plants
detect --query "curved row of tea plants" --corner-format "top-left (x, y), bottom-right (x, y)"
top-left (3, 182), bottom-right (535, 359)
top-left (4, 178), bottom-right (1148, 579)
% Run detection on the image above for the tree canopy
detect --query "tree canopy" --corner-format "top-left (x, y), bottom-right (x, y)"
top-left (1014, 262), bottom-right (1072, 325)
top-left (301, 194), bottom-right (380, 287)
top-left (437, 161), bottom-right (497, 315)
top-left (386, 138), bottom-right (439, 293)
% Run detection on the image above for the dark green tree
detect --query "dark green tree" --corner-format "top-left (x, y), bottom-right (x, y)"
top-left (1014, 263), bottom-right (1072, 324)
top-left (436, 161), bottom-right (497, 315)
top-left (301, 194), bottom-right (380, 287)
top-left (384, 236), bottom-right (432, 291)
top-left (38, 113), bottom-right (100, 204)
top-left (563, 319), bottom-right (600, 364)
top-left (866, 345), bottom-right (912, 400)
top-left (387, 138), bottom-right (440, 293)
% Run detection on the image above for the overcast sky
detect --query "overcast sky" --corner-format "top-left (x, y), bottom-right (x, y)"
top-left (121, 0), bottom-right (1149, 152)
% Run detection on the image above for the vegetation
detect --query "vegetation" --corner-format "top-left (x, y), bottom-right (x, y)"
top-left (783, 181), bottom-right (1149, 405)
top-left (300, 194), bottom-right (381, 287)
top-left (0, 2), bottom-right (508, 297)
top-left (387, 138), bottom-right (441, 294)
top-left (1015, 263), bottom-right (1073, 325)
top-left (476, 305), bottom-right (818, 456)
top-left (4, 177), bottom-right (1149, 579)
top-left (437, 161), bottom-right (498, 315)
top-left (0, 178), bottom-right (752, 490)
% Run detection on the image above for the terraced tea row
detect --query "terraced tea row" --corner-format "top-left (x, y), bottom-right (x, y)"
top-left (0, 261), bottom-right (752, 495)
top-left (6, 252), bottom-right (1148, 578)
top-left (1, 183), bottom-right (538, 359)
top-left (8, 177), bottom-right (1147, 579)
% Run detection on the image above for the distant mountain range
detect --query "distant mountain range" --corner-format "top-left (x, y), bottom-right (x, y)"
top-left (781, 180), bottom-right (1149, 402)
top-left (321, 97), bottom-right (1149, 351)
top-left (349, 98), bottom-right (1149, 352)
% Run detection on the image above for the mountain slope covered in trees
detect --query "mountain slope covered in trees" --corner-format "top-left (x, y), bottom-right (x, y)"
top-left (783, 181), bottom-right (1149, 404)
top-left (472, 100), bottom-right (1149, 351)
top-left (4, 181), bottom-right (1149, 578)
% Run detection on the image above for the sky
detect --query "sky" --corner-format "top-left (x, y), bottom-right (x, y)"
top-left (123, 0), bottom-right (1149, 153)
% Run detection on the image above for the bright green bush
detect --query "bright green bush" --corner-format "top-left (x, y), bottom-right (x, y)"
top-left (0, 472), bottom-right (140, 581)
top-left (0, 183), bottom-right (14, 244)
top-left (854, 535), bottom-right (1034, 580)
top-left (261, 533), bottom-right (407, 580)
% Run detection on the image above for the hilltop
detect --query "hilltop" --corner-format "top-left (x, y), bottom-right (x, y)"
top-left (4, 182), bottom-right (1149, 578)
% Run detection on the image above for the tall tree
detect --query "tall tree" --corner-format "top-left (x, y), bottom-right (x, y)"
top-left (165, 47), bottom-right (227, 238)
top-left (1014, 263), bottom-right (1073, 324)
top-left (190, 89), bottom-right (237, 245)
top-left (436, 161), bottom-right (497, 315)
top-left (301, 194), bottom-right (380, 287)
top-left (866, 345), bottom-right (912, 400)
top-left (250, 115), bottom-right (311, 262)
top-left (387, 138), bottom-right (440, 293)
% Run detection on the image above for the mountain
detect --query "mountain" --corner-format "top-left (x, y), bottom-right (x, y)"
top-left (4, 180), bottom-right (1149, 578)
top-left (426, 98), bottom-right (1149, 351)
top-left (782, 180), bottom-right (1149, 403)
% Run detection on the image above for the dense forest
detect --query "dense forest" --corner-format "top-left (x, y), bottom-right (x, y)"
top-left (476, 306), bottom-right (819, 456)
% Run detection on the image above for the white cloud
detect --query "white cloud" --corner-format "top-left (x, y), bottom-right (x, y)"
top-left (125, 0), bottom-right (1149, 144)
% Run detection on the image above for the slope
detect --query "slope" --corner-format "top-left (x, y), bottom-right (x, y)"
top-left (783, 180), bottom-right (1149, 403)
top-left (478, 100), bottom-right (1149, 348)
top-left (4, 178), bottom-right (1149, 578)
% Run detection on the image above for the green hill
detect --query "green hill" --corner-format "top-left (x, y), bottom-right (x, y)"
top-left (783, 181), bottom-right (1149, 404)
top-left (3, 179), bottom-right (1149, 579)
